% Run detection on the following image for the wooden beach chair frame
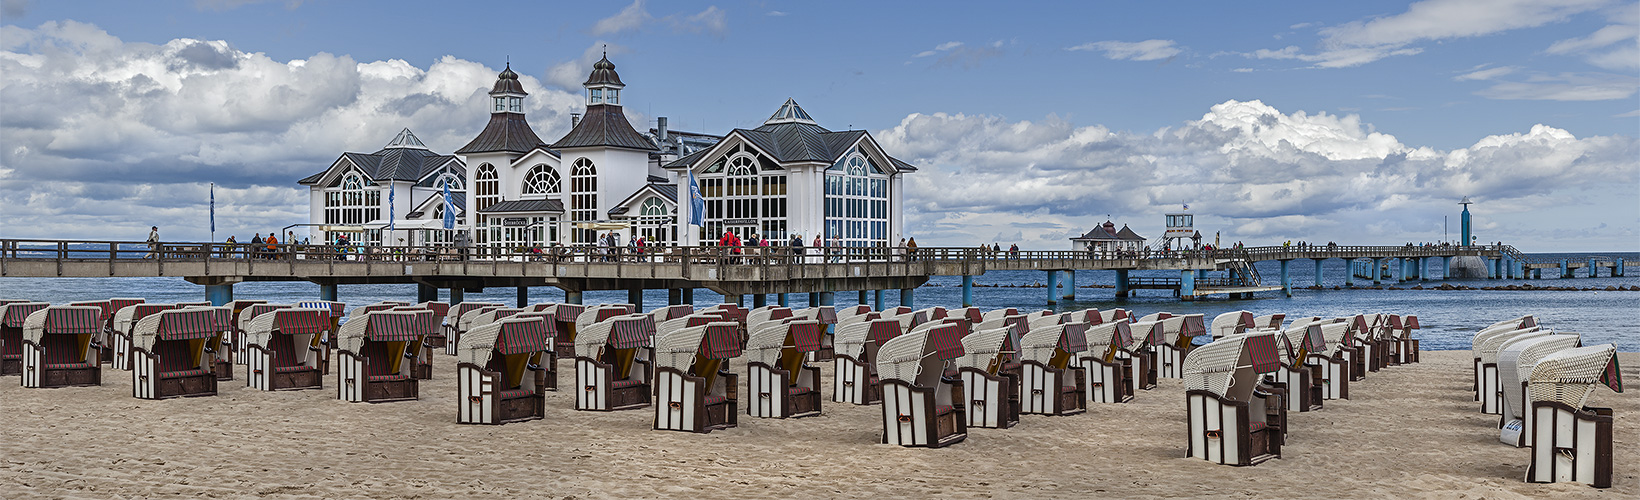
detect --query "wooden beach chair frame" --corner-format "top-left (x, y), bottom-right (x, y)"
top-left (1524, 344), bottom-right (1619, 488)
top-left (130, 308), bottom-right (224, 399)
top-left (1497, 334), bottom-right (1579, 446)
top-left (954, 325), bottom-right (1021, 429)
top-left (1183, 332), bottom-right (1287, 466)
top-left (336, 310), bottom-right (429, 403)
top-left (456, 317), bottom-right (552, 425)
top-left (573, 313), bottom-right (654, 411)
top-left (654, 321), bottom-right (741, 433)
top-left (2, 302), bottom-right (50, 376)
top-left (745, 320), bottom-right (824, 419)
top-left (877, 323), bottom-right (968, 448)
top-left (1082, 321), bottom-right (1136, 404)
top-left (20, 306), bottom-right (104, 388)
top-left (244, 309), bottom-right (328, 391)
top-left (1018, 322), bottom-right (1088, 416)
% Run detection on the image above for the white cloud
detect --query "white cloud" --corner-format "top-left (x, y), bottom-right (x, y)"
top-left (591, 0), bottom-right (654, 36)
top-left (1453, 65), bottom-right (1519, 81)
top-left (678, 6), bottom-right (728, 38)
top-left (909, 41), bottom-right (1002, 69)
top-left (914, 41), bottom-right (963, 58)
top-left (545, 41), bottom-right (625, 90)
top-left (590, 1), bottom-right (727, 38)
top-left (1473, 72), bottom-right (1639, 100)
top-left (1546, 8), bottom-right (1640, 72)
top-left (877, 100), bottom-right (1637, 247)
top-left (766, 11), bottom-right (787, 17)
top-left (1066, 39), bottom-right (1182, 61)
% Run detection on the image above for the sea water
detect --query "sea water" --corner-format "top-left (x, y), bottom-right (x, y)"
top-left (4, 252), bottom-right (1634, 350)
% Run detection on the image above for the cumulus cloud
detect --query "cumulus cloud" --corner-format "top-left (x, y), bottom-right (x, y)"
top-left (545, 41), bottom-right (626, 90)
top-left (878, 100), bottom-right (1637, 248)
top-left (0, 21), bottom-right (584, 240)
top-left (2, 0), bottom-right (29, 17)
top-left (1066, 39), bottom-right (1182, 61)
top-left (591, 1), bottom-right (654, 35)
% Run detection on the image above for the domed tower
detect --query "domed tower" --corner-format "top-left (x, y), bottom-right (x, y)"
top-left (551, 53), bottom-right (658, 244)
top-left (457, 64), bottom-right (549, 246)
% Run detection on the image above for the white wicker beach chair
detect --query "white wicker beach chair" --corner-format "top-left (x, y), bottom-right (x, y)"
top-left (130, 308), bottom-right (227, 399)
top-left (745, 320), bottom-right (824, 419)
top-left (953, 326), bottom-right (1020, 429)
top-left (1478, 327), bottom-right (1547, 414)
top-left (573, 312), bottom-right (654, 411)
top-left (443, 302), bottom-right (500, 355)
top-left (1182, 331), bottom-right (1287, 466)
top-left (1018, 322), bottom-right (1088, 416)
top-left (875, 322), bottom-right (968, 448)
top-left (653, 321), bottom-right (742, 433)
top-left (243, 308), bottom-right (329, 391)
top-left (233, 304), bottom-right (291, 370)
top-left (1270, 323), bottom-right (1326, 412)
top-left (455, 316), bottom-right (552, 425)
top-left (1497, 333), bottom-right (1580, 446)
top-left (335, 310), bottom-right (432, 403)
top-left (1211, 310), bottom-right (1256, 339)
top-left (1155, 313), bottom-right (1206, 379)
top-left (1082, 321), bottom-right (1138, 404)
top-left (1523, 344), bottom-right (1620, 488)
top-left (0, 302), bottom-right (50, 377)
top-left (110, 303), bottom-right (175, 372)
top-left (19, 306), bottom-right (103, 388)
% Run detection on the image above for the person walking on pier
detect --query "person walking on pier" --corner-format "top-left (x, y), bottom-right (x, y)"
top-left (144, 226), bottom-right (159, 259)
top-left (906, 237), bottom-right (918, 261)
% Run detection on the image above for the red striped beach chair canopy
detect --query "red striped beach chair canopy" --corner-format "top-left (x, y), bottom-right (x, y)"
top-left (496, 318), bottom-right (552, 355)
top-left (702, 323), bottom-right (743, 359)
top-left (2, 302), bottom-right (49, 327)
top-left (609, 316), bottom-right (656, 349)
top-left (275, 309), bottom-right (328, 335)
top-left (156, 309), bottom-right (226, 340)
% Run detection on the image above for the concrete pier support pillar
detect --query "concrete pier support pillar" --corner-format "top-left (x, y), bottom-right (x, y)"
top-left (752, 294), bottom-right (767, 308)
top-left (1197, 269), bottom-right (1209, 281)
top-left (1372, 258), bottom-right (1383, 285)
top-left (1533, 268), bottom-right (1542, 279)
top-left (873, 290), bottom-right (884, 310)
top-left (808, 292), bottom-right (820, 306)
top-left (1314, 259), bottom-right (1324, 288)
top-left (777, 293), bottom-right (789, 307)
top-left (320, 283), bottom-right (338, 302)
top-left (205, 283), bottom-right (233, 306)
top-left (898, 289), bottom-right (914, 308)
top-left (1561, 260), bottom-right (1570, 278)
top-left (819, 292), bottom-right (835, 306)
top-left (564, 291), bottom-right (581, 305)
top-left (1180, 269), bottom-right (1196, 300)
top-left (728, 294), bottom-right (745, 307)
top-left (1046, 271), bottom-right (1060, 305)
top-left (450, 287), bottom-right (464, 305)
top-left (1114, 269), bottom-right (1129, 299)
top-left (1442, 256), bottom-right (1452, 280)
top-left (628, 288), bottom-right (644, 309)
top-left (1588, 258), bottom-right (1598, 278)
top-left (518, 286), bottom-right (530, 308)
top-left (669, 288), bottom-right (683, 305)
top-left (418, 284), bottom-right (438, 303)
top-left (1345, 259), bottom-right (1355, 286)
top-left (681, 288), bottom-right (694, 304)
top-left (858, 290), bottom-right (869, 305)
top-left (962, 275), bottom-right (974, 308)
top-left (1062, 270), bottom-right (1076, 301)
top-left (1617, 259), bottom-right (1626, 277)
top-left (1279, 260), bottom-right (1292, 297)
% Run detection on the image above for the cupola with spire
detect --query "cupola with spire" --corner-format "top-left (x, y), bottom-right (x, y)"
top-left (551, 53), bottom-right (655, 151)
top-left (489, 63), bottom-right (527, 114)
top-left (583, 51), bottom-right (625, 107)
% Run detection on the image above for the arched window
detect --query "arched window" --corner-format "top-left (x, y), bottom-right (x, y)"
top-left (323, 171), bottom-right (381, 244)
top-left (696, 145), bottom-right (787, 243)
top-left (475, 164), bottom-right (499, 212)
top-left (436, 172), bottom-right (463, 192)
top-left (522, 164), bottom-right (561, 196)
top-left (570, 158), bottom-right (598, 244)
top-left (825, 150), bottom-right (889, 249)
top-left (640, 197), bottom-right (668, 216)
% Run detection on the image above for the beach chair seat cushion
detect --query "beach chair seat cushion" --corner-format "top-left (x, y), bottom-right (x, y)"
top-left (1248, 421), bottom-right (1268, 432)
top-left (704, 395), bottom-right (728, 406)
top-left (935, 404), bottom-right (956, 416)
top-left (159, 368), bottom-right (211, 378)
top-left (43, 361), bottom-right (94, 370)
top-left (610, 379), bottom-right (645, 389)
top-left (274, 365), bottom-right (315, 373)
top-left (498, 388), bottom-right (534, 399)
top-left (788, 386), bottom-right (814, 396)
top-left (369, 374), bottom-right (410, 383)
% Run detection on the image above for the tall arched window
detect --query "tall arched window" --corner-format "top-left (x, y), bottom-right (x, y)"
top-left (570, 158), bottom-right (597, 244)
top-left (323, 171), bottom-right (381, 244)
top-left (522, 164), bottom-right (561, 196)
top-left (475, 164), bottom-right (499, 211)
top-left (697, 144), bottom-right (787, 242)
top-left (636, 197), bottom-right (673, 245)
top-left (825, 150), bottom-right (889, 249)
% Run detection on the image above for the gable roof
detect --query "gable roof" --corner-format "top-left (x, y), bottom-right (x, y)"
top-left (661, 101), bottom-right (917, 172)
top-left (456, 112), bottom-right (549, 155)
top-left (551, 104), bottom-right (657, 151)
top-left (1072, 221), bottom-right (1146, 242)
top-left (608, 183), bottom-right (677, 217)
top-left (409, 191), bottom-right (466, 218)
top-left (299, 131), bottom-right (461, 185)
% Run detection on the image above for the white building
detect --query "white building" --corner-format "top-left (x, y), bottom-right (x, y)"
top-left (298, 128), bottom-right (467, 247)
top-left (1070, 220), bottom-right (1146, 256)
top-left (300, 55), bottom-right (916, 251)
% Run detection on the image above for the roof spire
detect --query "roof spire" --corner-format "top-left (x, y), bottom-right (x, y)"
top-left (384, 128), bottom-right (429, 150)
top-left (764, 97), bottom-right (816, 125)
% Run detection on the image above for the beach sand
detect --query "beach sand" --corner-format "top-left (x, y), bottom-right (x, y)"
top-left (2, 350), bottom-right (1634, 499)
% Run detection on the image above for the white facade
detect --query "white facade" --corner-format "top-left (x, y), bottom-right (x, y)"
top-left (299, 128), bottom-right (466, 247)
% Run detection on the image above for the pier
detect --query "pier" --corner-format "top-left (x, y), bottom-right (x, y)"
top-left (0, 239), bottom-right (1611, 307)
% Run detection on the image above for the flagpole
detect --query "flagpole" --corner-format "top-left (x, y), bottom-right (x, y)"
top-left (209, 182), bottom-right (216, 243)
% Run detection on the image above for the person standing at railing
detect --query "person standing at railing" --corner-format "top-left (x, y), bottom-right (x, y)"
top-left (266, 232), bottom-right (278, 259)
top-left (906, 237), bottom-right (918, 262)
top-left (144, 226), bottom-right (160, 259)
top-left (223, 235), bottom-right (236, 259)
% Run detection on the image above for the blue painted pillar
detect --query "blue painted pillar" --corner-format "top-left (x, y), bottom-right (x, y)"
top-left (1617, 259), bottom-right (1626, 277)
top-left (629, 288), bottom-right (646, 309)
top-left (1180, 269), bottom-right (1196, 300)
top-left (1345, 259), bottom-right (1355, 286)
top-left (898, 289), bottom-right (914, 308)
top-left (1114, 269), bottom-right (1129, 299)
top-left (777, 293), bottom-right (789, 307)
top-left (1062, 270), bottom-right (1076, 301)
top-left (1046, 270), bottom-right (1059, 305)
top-left (1372, 258), bottom-right (1383, 284)
top-left (728, 294), bottom-right (745, 307)
top-left (205, 283), bottom-right (233, 306)
top-left (450, 287), bottom-right (464, 305)
top-left (1279, 260), bottom-right (1292, 297)
top-left (961, 275), bottom-right (974, 307)
top-left (873, 290), bottom-right (884, 310)
top-left (1313, 259), bottom-right (1324, 288)
top-left (752, 294), bottom-right (767, 308)
top-left (819, 291), bottom-right (835, 306)
top-left (1560, 259), bottom-right (1570, 279)
top-left (807, 292), bottom-right (820, 306)
top-left (681, 288), bottom-right (694, 304)
top-left (1197, 269), bottom-right (1209, 281)
top-left (519, 287), bottom-right (531, 308)
top-left (564, 291), bottom-right (581, 305)
top-left (1588, 258), bottom-right (1598, 278)
top-left (858, 290), bottom-right (869, 305)
top-left (319, 283), bottom-right (338, 302)
top-left (1442, 256), bottom-right (1451, 280)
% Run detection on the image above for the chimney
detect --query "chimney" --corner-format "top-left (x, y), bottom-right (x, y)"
top-left (571, 112), bottom-right (581, 128)
top-left (657, 116), bottom-right (669, 147)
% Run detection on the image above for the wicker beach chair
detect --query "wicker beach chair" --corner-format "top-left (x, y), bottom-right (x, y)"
top-left (1155, 314), bottom-right (1206, 379)
top-left (19, 305), bottom-right (103, 388)
top-left (745, 320), bottom-right (824, 419)
top-left (130, 308), bottom-right (227, 399)
top-left (336, 310), bottom-right (434, 402)
top-left (876, 322), bottom-right (968, 447)
top-left (1082, 321), bottom-right (1137, 404)
top-left (413, 302), bottom-right (451, 360)
top-left (573, 313), bottom-right (655, 411)
top-left (292, 300), bottom-right (345, 371)
top-left (1018, 322), bottom-right (1088, 416)
top-left (834, 304), bottom-right (873, 324)
top-left (1497, 333), bottom-right (1580, 446)
top-left (444, 302), bottom-right (500, 355)
top-left (456, 316), bottom-right (552, 425)
top-left (1395, 314), bottom-right (1421, 364)
top-left (832, 318), bottom-right (901, 405)
top-left (174, 306), bottom-right (235, 381)
top-left (747, 307), bottom-right (795, 338)
top-left (979, 308), bottom-right (1019, 324)
top-left (1183, 331), bottom-right (1287, 466)
top-left (1523, 344), bottom-right (1620, 488)
top-left (234, 304), bottom-right (292, 369)
top-left (1098, 308), bottom-right (1130, 324)
top-left (244, 309), bottom-right (329, 391)
top-left (953, 325), bottom-right (1021, 429)
top-left (1478, 326), bottom-right (1547, 414)
top-left (1210, 310), bottom-right (1256, 339)
top-left (653, 321), bottom-right (742, 433)
top-left (111, 303), bottom-right (176, 371)
top-left (0, 302), bottom-right (48, 376)
top-left (650, 304), bottom-right (695, 323)
top-left (91, 298), bottom-right (143, 365)
top-left (792, 306), bottom-right (839, 361)
top-left (1270, 323), bottom-right (1326, 412)
top-left (1473, 316), bottom-right (1538, 395)
top-left (1309, 322), bottom-right (1352, 400)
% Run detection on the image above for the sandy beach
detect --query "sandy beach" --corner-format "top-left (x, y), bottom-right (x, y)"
top-left (2, 350), bottom-right (1633, 499)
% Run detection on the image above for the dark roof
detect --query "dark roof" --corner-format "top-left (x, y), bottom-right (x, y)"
top-left (410, 191), bottom-right (466, 215)
top-left (456, 112), bottom-right (549, 155)
top-left (584, 55), bottom-right (623, 87)
top-left (299, 137), bottom-right (458, 185)
top-left (1115, 226), bottom-right (1145, 240)
top-left (1073, 222), bottom-right (1121, 241)
top-left (479, 199), bottom-right (564, 214)
top-left (551, 104), bottom-right (657, 151)
top-left (491, 65), bottom-right (526, 95)
top-left (646, 174), bottom-right (668, 183)
top-left (661, 100), bottom-right (917, 171)
top-left (608, 184), bottom-right (677, 217)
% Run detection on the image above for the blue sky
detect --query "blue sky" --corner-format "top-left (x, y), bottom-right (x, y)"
top-left (1, 0), bottom-right (1636, 251)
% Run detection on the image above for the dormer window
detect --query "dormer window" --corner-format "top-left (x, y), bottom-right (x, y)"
top-left (493, 97), bottom-right (505, 112)
top-left (509, 97), bottom-right (521, 112)
top-left (589, 88), bottom-right (603, 105)
top-left (606, 89), bottom-right (618, 105)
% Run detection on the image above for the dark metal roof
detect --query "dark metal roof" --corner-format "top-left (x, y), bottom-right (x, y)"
top-left (299, 140), bottom-right (458, 185)
top-left (646, 174), bottom-right (668, 183)
top-left (584, 55), bottom-right (623, 87)
top-left (551, 104), bottom-right (657, 151)
top-left (491, 65), bottom-right (526, 95)
top-left (659, 100), bottom-right (917, 172)
top-left (1115, 226), bottom-right (1145, 240)
top-left (478, 199), bottom-right (564, 214)
top-left (607, 184), bottom-right (677, 217)
top-left (456, 112), bottom-right (549, 155)
top-left (1072, 222), bottom-right (1145, 241)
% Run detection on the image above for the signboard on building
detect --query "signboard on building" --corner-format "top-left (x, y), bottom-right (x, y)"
top-left (502, 217), bottom-right (530, 227)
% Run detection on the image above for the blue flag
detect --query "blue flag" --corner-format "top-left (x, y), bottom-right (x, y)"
top-left (388, 187), bottom-right (396, 231)
top-left (209, 183), bottom-right (216, 233)
top-left (442, 182), bottom-right (456, 230)
top-left (688, 172), bottom-right (704, 226)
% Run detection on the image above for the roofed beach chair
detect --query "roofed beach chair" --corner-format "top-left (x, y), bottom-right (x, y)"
top-left (1099, 308), bottom-right (1130, 324)
top-left (93, 298), bottom-right (144, 365)
top-left (235, 304), bottom-right (292, 368)
top-left (112, 303), bottom-right (176, 371)
top-left (1155, 314), bottom-right (1206, 379)
top-left (1210, 310), bottom-right (1256, 339)
top-left (703, 303), bottom-right (749, 327)
top-left (1523, 344), bottom-right (1621, 488)
top-left (179, 306), bottom-right (235, 381)
top-left (456, 316), bottom-right (553, 425)
top-left (1253, 313), bottom-right (1285, 332)
top-left (336, 310), bottom-right (435, 403)
top-left (293, 300), bottom-right (345, 372)
top-left (834, 304), bottom-right (872, 323)
top-left (445, 302), bottom-right (501, 355)
top-left (1082, 321), bottom-right (1137, 404)
top-left (979, 307), bottom-right (1019, 324)
top-left (1018, 322), bottom-right (1088, 416)
top-left (1271, 323), bottom-right (1327, 412)
top-left (244, 309), bottom-right (329, 391)
top-left (573, 313), bottom-right (655, 411)
top-left (1135, 311), bottom-right (1169, 323)
top-left (20, 305), bottom-right (104, 388)
top-left (1124, 319), bottom-right (1161, 389)
top-left (877, 322), bottom-right (968, 447)
top-left (1183, 332), bottom-right (1287, 466)
top-left (1477, 326), bottom-right (1547, 414)
top-left (67, 300), bottom-right (115, 366)
top-left (1473, 315), bottom-right (1538, 396)
top-left (1310, 322), bottom-right (1352, 400)
top-left (653, 320), bottom-right (742, 433)
top-left (1498, 333), bottom-right (1580, 447)
top-left (1394, 314), bottom-right (1421, 364)
top-left (832, 318), bottom-right (900, 405)
top-left (130, 308), bottom-right (228, 399)
top-left (794, 306), bottom-right (839, 361)
top-left (746, 307), bottom-right (795, 338)
top-left (650, 304), bottom-right (694, 323)
top-left (0, 301), bottom-right (46, 376)
top-left (745, 320), bottom-right (824, 419)
top-left (413, 302), bottom-right (451, 363)
top-left (1338, 315), bottom-right (1373, 381)
top-left (910, 306), bottom-right (948, 328)
top-left (953, 325), bottom-right (1021, 429)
